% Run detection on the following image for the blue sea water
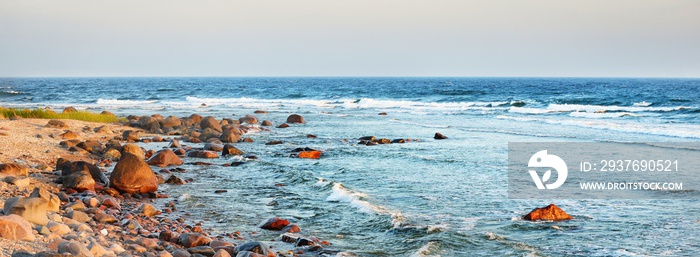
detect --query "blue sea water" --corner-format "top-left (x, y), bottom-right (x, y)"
top-left (1, 77), bottom-right (699, 256)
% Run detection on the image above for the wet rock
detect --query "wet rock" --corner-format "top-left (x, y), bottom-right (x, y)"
top-left (212, 249), bottom-right (231, 257)
top-left (221, 144), bottom-right (243, 156)
top-left (110, 153), bottom-right (158, 194)
top-left (103, 148), bottom-right (122, 161)
top-left (434, 132), bottom-right (448, 140)
top-left (234, 251), bottom-right (266, 257)
top-left (280, 224), bottom-right (301, 233)
top-left (101, 198), bottom-right (120, 209)
top-left (378, 112), bottom-right (388, 116)
top-left (260, 120), bottom-right (272, 127)
top-left (259, 217), bottom-right (290, 231)
top-left (265, 140), bottom-right (283, 146)
top-left (358, 136), bottom-right (375, 141)
top-left (196, 151), bottom-right (219, 159)
top-left (298, 151), bottom-right (322, 159)
top-left (232, 242), bottom-right (274, 257)
top-left (123, 130), bottom-right (141, 142)
top-left (0, 214), bottom-right (35, 241)
top-left (220, 128), bottom-right (241, 143)
top-left (172, 250), bottom-right (191, 257)
top-left (46, 119), bottom-right (69, 129)
top-left (286, 114), bottom-right (304, 124)
top-left (523, 204), bottom-right (573, 221)
top-left (3, 197), bottom-right (50, 225)
top-left (392, 139), bottom-right (405, 143)
top-left (253, 110), bottom-right (268, 114)
top-left (375, 138), bottom-right (391, 144)
top-left (306, 134), bottom-right (317, 138)
top-left (178, 233), bottom-right (212, 248)
top-left (242, 137), bottom-right (254, 143)
top-left (276, 123), bottom-right (289, 129)
top-left (239, 114), bottom-right (259, 125)
top-left (214, 190), bottom-right (227, 194)
top-left (295, 238), bottom-right (315, 247)
top-left (166, 175), bottom-right (185, 185)
top-left (30, 187), bottom-right (60, 212)
top-left (204, 143), bottom-right (223, 152)
top-left (0, 163), bottom-right (29, 177)
top-left (147, 149), bottom-right (184, 167)
top-left (201, 116), bottom-right (222, 133)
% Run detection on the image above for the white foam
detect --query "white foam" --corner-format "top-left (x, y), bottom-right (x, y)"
top-left (508, 107), bottom-right (554, 114)
top-left (547, 103), bottom-right (689, 113)
top-left (410, 241), bottom-right (441, 257)
top-left (96, 98), bottom-right (158, 106)
top-left (326, 183), bottom-right (385, 214)
top-left (633, 101), bottom-right (652, 107)
top-left (569, 111), bottom-right (639, 118)
top-left (314, 177), bottom-right (331, 187)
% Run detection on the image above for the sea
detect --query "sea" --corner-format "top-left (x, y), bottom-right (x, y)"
top-left (1, 77), bottom-right (699, 256)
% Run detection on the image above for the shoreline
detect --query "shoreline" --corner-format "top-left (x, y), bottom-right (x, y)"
top-left (0, 112), bottom-right (340, 257)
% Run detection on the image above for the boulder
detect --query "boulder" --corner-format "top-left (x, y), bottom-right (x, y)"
top-left (62, 107), bottom-right (78, 113)
top-left (46, 120), bottom-right (68, 129)
top-left (60, 131), bottom-right (79, 140)
top-left (3, 197), bottom-right (49, 225)
top-left (0, 163), bottom-right (28, 177)
top-left (102, 148), bottom-right (122, 161)
top-left (523, 204), bottom-right (573, 221)
top-left (233, 242), bottom-right (275, 257)
top-left (58, 240), bottom-right (93, 257)
top-left (139, 116), bottom-right (161, 133)
top-left (204, 143), bottom-right (223, 152)
top-left (280, 224), bottom-right (301, 233)
top-left (235, 251), bottom-right (266, 257)
top-left (260, 120), bottom-right (272, 127)
top-left (239, 115), bottom-right (258, 125)
top-left (253, 110), bottom-right (267, 114)
top-left (61, 161), bottom-right (107, 192)
top-left (286, 114), bottom-right (304, 124)
top-left (187, 246), bottom-right (216, 257)
top-left (77, 140), bottom-right (103, 154)
top-left (147, 149), bottom-right (184, 167)
top-left (188, 114), bottom-right (204, 124)
top-left (121, 144), bottom-right (145, 159)
top-left (178, 233), bottom-right (212, 248)
top-left (29, 187), bottom-right (60, 212)
top-left (122, 130), bottom-right (141, 142)
top-left (298, 151), bottom-right (322, 159)
top-left (259, 217), bottom-right (290, 231)
top-left (265, 140), bottom-right (283, 146)
top-left (162, 116), bottom-right (183, 128)
top-left (137, 203), bottom-right (159, 217)
top-left (213, 249), bottom-right (231, 257)
top-left (166, 175), bottom-right (185, 185)
top-left (169, 140), bottom-right (182, 148)
top-left (110, 153), bottom-right (158, 194)
top-left (197, 151), bottom-right (219, 159)
top-left (201, 116), bottom-right (222, 132)
top-left (93, 126), bottom-right (113, 134)
top-left (0, 214), bottom-right (35, 241)
top-left (434, 133), bottom-right (448, 140)
top-left (220, 128), bottom-right (241, 143)
top-left (276, 123), bottom-right (289, 129)
top-left (101, 110), bottom-right (115, 116)
top-left (222, 144), bottom-right (243, 156)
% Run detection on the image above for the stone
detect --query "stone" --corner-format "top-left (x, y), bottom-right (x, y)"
top-left (137, 203), bottom-right (159, 217)
top-left (178, 233), bottom-right (212, 248)
top-left (103, 148), bottom-right (122, 161)
top-left (219, 129), bottom-right (241, 143)
top-left (212, 249), bottom-right (231, 257)
top-left (147, 149), bottom-right (184, 167)
top-left (0, 163), bottom-right (29, 177)
top-left (94, 212), bottom-right (117, 223)
top-left (67, 210), bottom-right (91, 223)
top-left (523, 204), bottom-right (573, 221)
top-left (122, 130), bottom-right (141, 143)
top-left (61, 161), bottom-right (103, 192)
top-left (101, 110), bottom-right (115, 116)
top-left (170, 140), bottom-right (182, 148)
top-left (298, 151), bottom-right (321, 159)
top-left (94, 126), bottom-right (113, 134)
top-left (286, 114), bottom-right (304, 124)
top-left (88, 241), bottom-right (110, 257)
top-left (280, 224), bottom-right (301, 233)
top-left (30, 187), bottom-right (61, 212)
top-left (187, 246), bottom-right (216, 257)
top-left (3, 176), bottom-right (30, 187)
top-left (61, 131), bottom-right (79, 140)
top-left (77, 140), bottom-right (103, 154)
top-left (139, 116), bottom-right (162, 132)
top-left (200, 116), bottom-right (222, 132)
top-left (378, 112), bottom-right (388, 116)
top-left (265, 140), bottom-right (283, 146)
top-left (66, 200), bottom-right (87, 211)
top-left (46, 221), bottom-right (71, 235)
top-left (238, 115), bottom-right (258, 125)
top-left (58, 240), bottom-right (94, 257)
top-left (221, 144), bottom-right (243, 156)
top-left (110, 153), bottom-right (158, 194)
top-left (46, 120), bottom-right (68, 129)
top-left (434, 132), bottom-right (448, 140)
top-left (0, 214), bottom-right (35, 241)
top-left (172, 250), bottom-right (191, 257)
top-left (204, 143), bottom-right (223, 152)
top-left (196, 151), bottom-right (219, 159)
top-left (162, 116), bottom-right (183, 128)
top-left (121, 144), bottom-right (145, 159)
top-left (276, 123), bottom-right (289, 129)
top-left (253, 110), bottom-right (267, 114)
top-left (232, 242), bottom-right (274, 257)
top-left (258, 217), bottom-right (290, 231)
top-left (63, 107), bottom-right (78, 113)
top-left (260, 120), bottom-right (272, 127)
top-left (234, 252), bottom-right (265, 257)
top-left (60, 140), bottom-right (82, 148)
top-left (166, 175), bottom-right (185, 185)
top-left (3, 197), bottom-right (49, 225)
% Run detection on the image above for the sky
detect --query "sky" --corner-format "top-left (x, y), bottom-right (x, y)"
top-left (1, 0), bottom-right (699, 77)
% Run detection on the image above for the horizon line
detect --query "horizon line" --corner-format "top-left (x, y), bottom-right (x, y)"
top-left (1, 75), bottom-right (699, 79)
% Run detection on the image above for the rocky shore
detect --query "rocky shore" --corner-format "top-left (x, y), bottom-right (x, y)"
top-left (0, 111), bottom-right (344, 257)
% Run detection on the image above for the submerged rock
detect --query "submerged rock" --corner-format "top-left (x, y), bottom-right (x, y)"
top-left (434, 132), bottom-right (448, 140)
top-left (298, 151), bottom-right (322, 159)
top-left (523, 204), bottom-right (573, 221)
top-left (286, 114), bottom-right (304, 124)
top-left (259, 217), bottom-right (290, 231)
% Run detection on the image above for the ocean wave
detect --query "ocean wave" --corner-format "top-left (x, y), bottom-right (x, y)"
top-left (547, 103), bottom-right (692, 113)
top-left (96, 98), bottom-right (159, 106)
top-left (410, 241), bottom-right (441, 257)
top-left (497, 115), bottom-right (700, 139)
top-left (569, 111), bottom-right (639, 118)
top-left (0, 90), bottom-right (21, 95)
top-left (325, 182), bottom-right (407, 228)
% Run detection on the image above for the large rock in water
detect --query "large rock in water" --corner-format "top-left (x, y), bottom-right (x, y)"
top-left (0, 214), bottom-right (35, 241)
top-left (147, 149), bottom-right (183, 167)
top-left (239, 114), bottom-right (259, 125)
top-left (222, 144), bottom-right (243, 156)
top-left (110, 153), bottom-right (158, 194)
top-left (3, 197), bottom-right (49, 225)
top-left (220, 128), bottom-right (241, 143)
top-left (523, 204), bottom-right (573, 221)
top-left (0, 163), bottom-right (28, 177)
top-left (201, 116), bottom-right (223, 132)
top-left (286, 114), bottom-right (304, 124)
top-left (121, 144), bottom-right (145, 159)
top-left (259, 217), bottom-right (290, 231)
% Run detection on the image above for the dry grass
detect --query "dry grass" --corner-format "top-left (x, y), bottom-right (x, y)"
top-left (0, 107), bottom-right (121, 123)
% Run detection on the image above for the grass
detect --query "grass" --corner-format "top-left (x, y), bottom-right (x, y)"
top-left (0, 107), bottom-right (122, 123)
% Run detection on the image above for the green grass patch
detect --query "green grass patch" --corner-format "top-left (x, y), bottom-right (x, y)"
top-left (0, 108), bottom-right (121, 123)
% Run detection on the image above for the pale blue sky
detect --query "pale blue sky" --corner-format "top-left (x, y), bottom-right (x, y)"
top-left (1, 0), bottom-right (699, 77)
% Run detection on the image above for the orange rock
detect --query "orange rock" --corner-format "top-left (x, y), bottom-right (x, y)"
top-left (298, 151), bottom-right (321, 159)
top-left (523, 204), bottom-right (573, 221)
